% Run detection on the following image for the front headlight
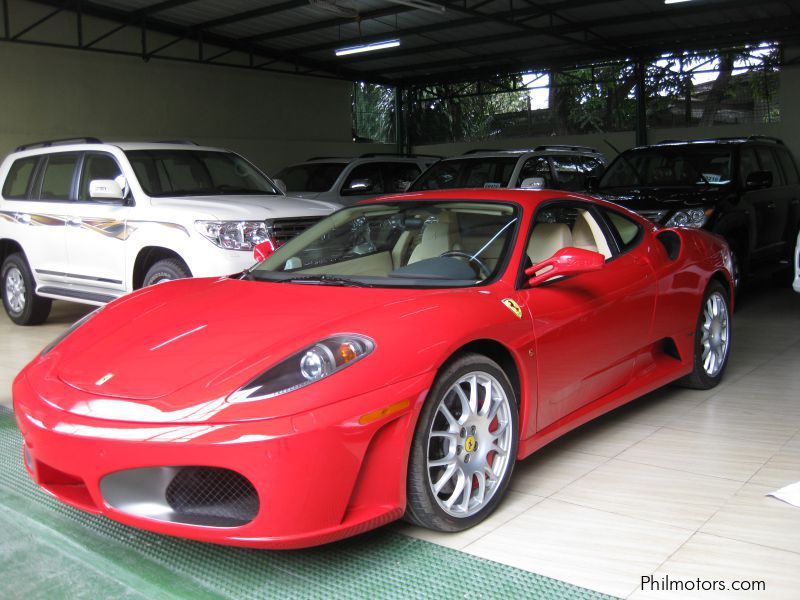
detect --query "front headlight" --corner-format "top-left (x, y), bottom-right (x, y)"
top-left (195, 220), bottom-right (271, 250)
top-left (665, 208), bottom-right (713, 228)
top-left (228, 334), bottom-right (375, 403)
top-left (40, 308), bottom-right (101, 357)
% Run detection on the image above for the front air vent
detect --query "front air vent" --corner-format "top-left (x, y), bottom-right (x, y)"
top-left (165, 467), bottom-right (259, 527)
top-left (271, 217), bottom-right (322, 244)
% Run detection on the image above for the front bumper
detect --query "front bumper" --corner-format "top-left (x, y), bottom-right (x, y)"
top-left (13, 371), bottom-right (431, 548)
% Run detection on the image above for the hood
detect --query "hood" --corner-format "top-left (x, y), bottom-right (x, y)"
top-left (150, 194), bottom-right (340, 220)
top-left (286, 191), bottom-right (322, 200)
top-left (595, 185), bottom-right (726, 210)
top-left (51, 277), bottom-right (427, 406)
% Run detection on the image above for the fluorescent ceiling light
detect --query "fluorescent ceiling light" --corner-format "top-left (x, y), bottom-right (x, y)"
top-left (335, 39), bottom-right (400, 57)
top-left (664, 0), bottom-right (693, 4)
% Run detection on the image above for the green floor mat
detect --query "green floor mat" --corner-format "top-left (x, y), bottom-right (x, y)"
top-left (0, 407), bottom-right (614, 599)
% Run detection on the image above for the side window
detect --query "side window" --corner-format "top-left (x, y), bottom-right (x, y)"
top-left (578, 157), bottom-right (605, 178)
top-left (603, 209), bottom-right (642, 251)
top-left (525, 204), bottom-right (614, 269)
top-left (1, 157), bottom-right (39, 199)
top-left (79, 153), bottom-right (122, 201)
top-left (38, 153), bottom-right (80, 201)
top-left (776, 149), bottom-right (799, 185)
top-left (517, 157), bottom-right (552, 187)
top-left (739, 148), bottom-right (760, 187)
top-left (755, 147), bottom-right (784, 186)
top-left (382, 163), bottom-right (421, 193)
top-left (341, 163), bottom-right (383, 196)
top-left (550, 156), bottom-right (582, 191)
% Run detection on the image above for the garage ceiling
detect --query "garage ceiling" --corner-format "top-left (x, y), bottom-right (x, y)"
top-left (22, 0), bottom-right (800, 86)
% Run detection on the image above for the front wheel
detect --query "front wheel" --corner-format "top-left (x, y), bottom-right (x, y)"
top-left (1, 253), bottom-right (52, 325)
top-left (678, 280), bottom-right (732, 389)
top-left (143, 258), bottom-right (190, 287)
top-left (405, 353), bottom-right (519, 531)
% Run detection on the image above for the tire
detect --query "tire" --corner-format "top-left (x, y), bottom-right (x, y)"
top-left (1, 253), bottom-right (52, 325)
top-left (729, 243), bottom-right (746, 297)
top-left (405, 353), bottom-right (519, 532)
top-left (678, 280), bottom-right (732, 390)
top-left (143, 258), bottom-right (190, 287)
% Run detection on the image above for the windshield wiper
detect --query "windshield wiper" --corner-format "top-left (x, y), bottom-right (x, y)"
top-left (280, 274), bottom-right (373, 287)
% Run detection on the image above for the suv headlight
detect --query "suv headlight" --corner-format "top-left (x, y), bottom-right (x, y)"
top-left (665, 208), bottom-right (713, 228)
top-left (228, 335), bottom-right (375, 402)
top-left (195, 220), bottom-right (271, 250)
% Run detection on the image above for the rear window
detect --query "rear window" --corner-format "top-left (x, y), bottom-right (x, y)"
top-left (2, 157), bottom-right (38, 199)
top-left (274, 162), bottom-right (345, 193)
top-left (39, 153), bottom-right (80, 201)
top-left (411, 157), bottom-right (517, 191)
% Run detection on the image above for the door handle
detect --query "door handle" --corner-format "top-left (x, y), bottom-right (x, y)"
top-left (766, 202), bottom-right (776, 210)
top-left (67, 218), bottom-right (82, 227)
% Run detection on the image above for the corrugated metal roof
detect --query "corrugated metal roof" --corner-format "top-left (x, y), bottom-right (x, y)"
top-left (32, 0), bottom-right (800, 85)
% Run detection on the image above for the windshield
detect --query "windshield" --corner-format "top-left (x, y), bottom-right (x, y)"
top-left (126, 150), bottom-right (279, 197)
top-left (274, 162), bottom-right (346, 193)
top-left (251, 201), bottom-right (519, 288)
top-left (599, 146), bottom-right (733, 188)
top-left (410, 158), bottom-right (518, 191)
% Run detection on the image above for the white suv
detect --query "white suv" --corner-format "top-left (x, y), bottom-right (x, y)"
top-left (273, 154), bottom-right (440, 206)
top-left (0, 138), bottom-right (340, 325)
top-left (409, 146), bottom-right (607, 192)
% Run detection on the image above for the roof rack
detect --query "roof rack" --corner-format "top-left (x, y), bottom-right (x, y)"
top-left (656, 136), bottom-right (785, 146)
top-left (358, 152), bottom-right (442, 159)
top-left (462, 148), bottom-right (499, 155)
top-left (157, 139), bottom-right (199, 145)
top-left (532, 144), bottom-right (599, 153)
top-left (15, 137), bottom-right (102, 152)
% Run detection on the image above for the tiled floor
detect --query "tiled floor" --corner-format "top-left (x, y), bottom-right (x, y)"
top-left (397, 284), bottom-right (800, 598)
top-left (1, 286), bottom-right (799, 599)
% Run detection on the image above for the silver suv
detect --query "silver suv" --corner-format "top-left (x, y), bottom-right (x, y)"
top-left (409, 146), bottom-right (607, 192)
top-left (274, 153), bottom-right (440, 206)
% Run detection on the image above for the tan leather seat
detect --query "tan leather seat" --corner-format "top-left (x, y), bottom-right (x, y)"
top-left (408, 218), bottom-right (460, 264)
top-left (572, 211), bottom-right (612, 259)
top-left (527, 223), bottom-right (573, 264)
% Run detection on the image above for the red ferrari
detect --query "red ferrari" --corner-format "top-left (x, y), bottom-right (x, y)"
top-left (13, 189), bottom-right (733, 548)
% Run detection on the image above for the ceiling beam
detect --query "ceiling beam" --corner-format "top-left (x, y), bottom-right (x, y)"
top-left (336, 0), bottom-right (787, 66)
top-left (384, 16), bottom-right (799, 87)
top-left (25, 0), bottom-right (370, 81)
top-left (131, 0), bottom-right (200, 18)
top-left (192, 0), bottom-right (308, 32)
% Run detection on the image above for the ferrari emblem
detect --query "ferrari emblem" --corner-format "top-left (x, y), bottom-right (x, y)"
top-left (501, 299), bottom-right (523, 319)
top-left (95, 373), bottom-right (114, 386)
top-left (465, 435), bottom-right (477, 453)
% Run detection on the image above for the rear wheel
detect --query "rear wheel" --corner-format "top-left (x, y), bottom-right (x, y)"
top-left (1, 253), bottom-right (52, 325)
top-left (678, 280), bottom-right (731, 390)
top-left (405, 353), bottom-right (519, 531)
top-left (143, 258), bottom-right (190, 287)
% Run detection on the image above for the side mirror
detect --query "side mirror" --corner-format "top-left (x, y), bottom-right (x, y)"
top-left (272, 178), bottom-right (287, 194)
top-left (586, 176), bottom-right (600, 193)
top-left (520, 177), bottom-right (546, 190)
top-left (525, 247), bottom-right (605, 287)
top-left (89, 179), bottom-right (125, 201)
top-left (745, 170), bottom-right (772, 190)
top-left (345, 178), bottom-right (373, 194)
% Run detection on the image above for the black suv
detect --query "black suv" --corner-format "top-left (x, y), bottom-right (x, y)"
top-left (592, 136), bottom-right (800, 288)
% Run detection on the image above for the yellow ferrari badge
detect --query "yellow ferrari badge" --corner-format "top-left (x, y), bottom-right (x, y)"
top-left (501, 298), bottom-right (523, 319)
top-left (465, 435), bottom-right (477, 453)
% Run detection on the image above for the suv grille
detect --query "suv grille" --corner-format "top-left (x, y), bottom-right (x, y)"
top-left (165, 467), bottom-right (259, 526)
top-left (271, 217), bottom-right (322, 244)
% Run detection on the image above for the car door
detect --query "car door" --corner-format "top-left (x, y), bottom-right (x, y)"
top-left (516, 201), bottom-right (657, 431)
top-left (753, 145), bottom-right (791, 256)
top-left (775, 147), bottom-right (800, 247)
top-left (4, 153), bottom-right (75, 286)
top-left (59, 152), bottom-right (129, 291)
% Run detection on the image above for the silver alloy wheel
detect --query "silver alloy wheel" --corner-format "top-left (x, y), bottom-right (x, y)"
top-left (426, 371), bottom-right (513, 518)
top-left (701, 291), bottom-right (730, 377)
top-left (5, 266), bottom-right (26, 315)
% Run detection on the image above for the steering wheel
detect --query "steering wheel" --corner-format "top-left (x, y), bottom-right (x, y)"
top-left (440, 251), bottom-right (491, 279)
